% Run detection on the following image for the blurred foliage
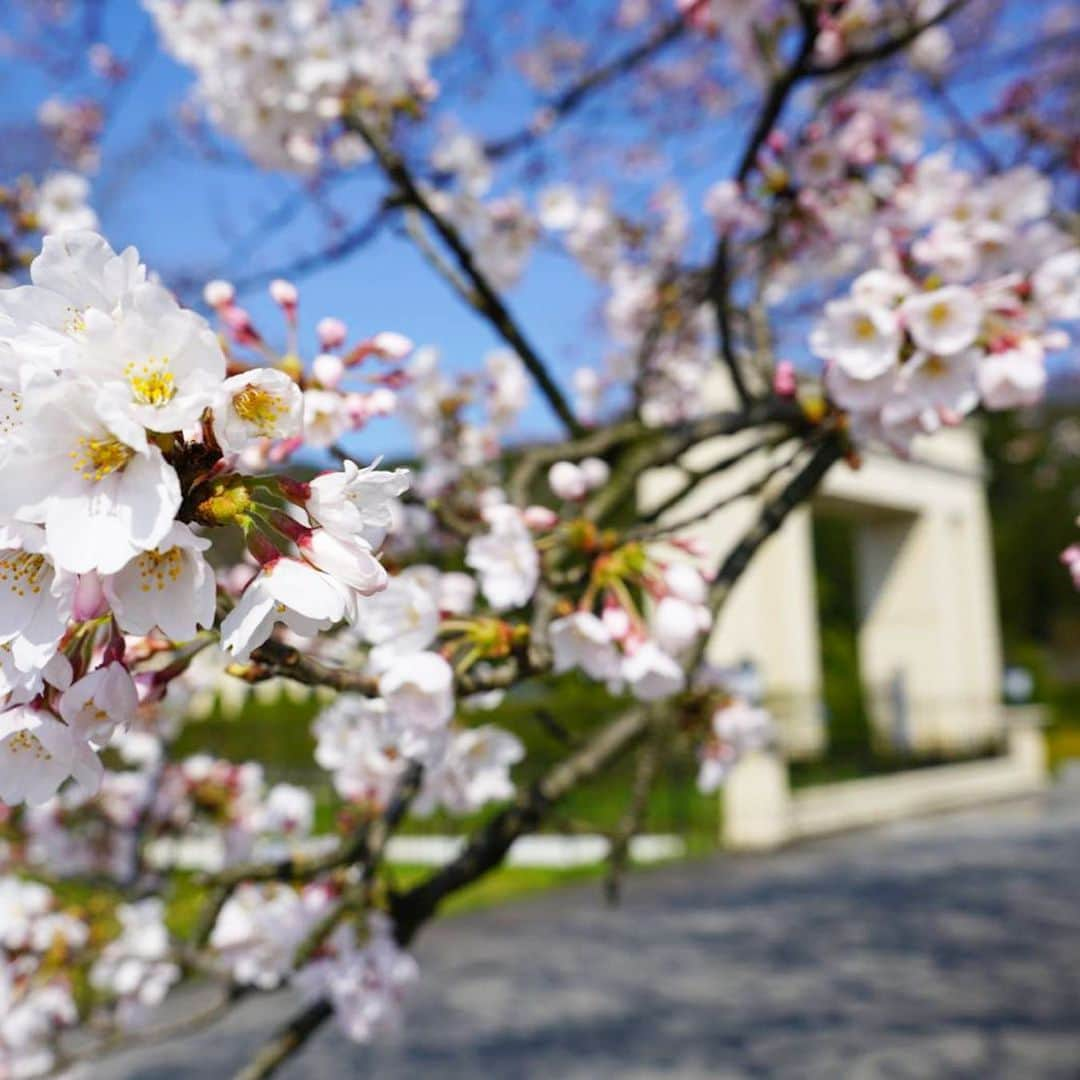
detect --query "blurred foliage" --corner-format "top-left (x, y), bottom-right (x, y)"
top-left (171, 671), bottom-right (720, 848)
top-left (981, 406), bottom-right (1080, 764)
top-left (983, 407), bottom-right (1080, 654)
top-left (812, 514), bottom-right (874, 760)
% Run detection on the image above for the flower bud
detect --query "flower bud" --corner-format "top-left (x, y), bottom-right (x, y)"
top-left (203, 279), bottom-right (235, 308)
top-left (370, 331), bottom-right (413, 360)
top-left (72, 571), bottom-right (108, 621)
top-left (579, 457), bottom-right (610, 490)
top-left (269, 278), bottom-right (298, 310)
top-left (194, 477), bottom-right (254, 527)
top-left (548, 461), bottom-right (587, 500)
top-left (313, 352), bottom-right (345, 388)
top-left (773, 360), bottom-right (797, 397)
top-left (523, 505), bottom-right (558, 530)
top-left (316, 317), bottom-right (347, 350)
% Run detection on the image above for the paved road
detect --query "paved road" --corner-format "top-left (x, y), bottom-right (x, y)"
top-left (102, 780), bottom-right (1080, 1079)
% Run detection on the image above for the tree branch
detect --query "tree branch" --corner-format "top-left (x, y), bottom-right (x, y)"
top-left (482, 13), bottom-right (690, 161)
top-left (709, 434), bottom-right (843, 610)
top-left (348, 112), bottom-right (584, 437)
top-left (231, 1000), bottom-right (334, 1080)
top-left (706, 1), bottom-right (819, 402)
top-left (805, 0), bottom-right (970, 77)
top-left (390, 704), bottom-right (653, 944)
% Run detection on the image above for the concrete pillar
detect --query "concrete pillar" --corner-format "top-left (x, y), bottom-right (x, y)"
top-left (1005, 705), bottom-right (1048, 784)
top-left (722, 751), bottom-right (792, 851)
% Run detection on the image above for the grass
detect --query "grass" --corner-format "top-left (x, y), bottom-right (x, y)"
top-left (386, 862), bottom-right (607, 917)
top-left (1046, 726), bottom-right (1080, 772)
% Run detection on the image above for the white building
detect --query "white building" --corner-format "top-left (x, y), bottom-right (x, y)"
top-left (642, 416), bottom-right (1003, 758)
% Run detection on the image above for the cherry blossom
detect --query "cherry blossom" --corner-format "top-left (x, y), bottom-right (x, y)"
top-left (466, 505), bottom-right (540, 611)
top-left (550, 612), bottom-right (622, 683)
top-left (379, 651), bottom-right (456, 751)
top-left (103, 522), bottom-right (216, 641)
top-left (90, 899), bottom-right (179, 1029)
top-left (296, 914), bottom-right (418, 1044)
top-left (213, 368), bottom-right (304, 455)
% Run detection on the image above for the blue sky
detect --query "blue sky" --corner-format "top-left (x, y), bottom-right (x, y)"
top-left (0, 1), bottom-right (1064, 461)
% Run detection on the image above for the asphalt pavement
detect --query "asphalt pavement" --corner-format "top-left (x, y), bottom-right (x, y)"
top-left (100, 776), bottom-right (1080, 1079)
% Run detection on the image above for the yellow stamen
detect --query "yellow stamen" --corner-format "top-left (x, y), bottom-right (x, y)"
top-left (927, 301), bottom-right (952, 327)
top-left (134, 547), bottom-right (184, 593)
top-left (70, 436), bottom-right (134, 482)
top-left (232, 386), bottom-right (286, 434)
top-left (0, 551), bottom-right (47, 598)
top-left (125, 356), bottom-right (177, 407)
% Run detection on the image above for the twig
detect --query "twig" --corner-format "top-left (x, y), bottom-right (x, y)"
top-left (349, 111), bottom-right (584, 437)
top-left (582, 398), bottom-right (808, 524)
top-left (482, 14), bottom-right (690, 161)
top-left (231, 1000), bottom-right (334, 1080)
top-left (637, 432), bottom-right (788, 526)
top-left (631, 438), bottom-right (805, 540)
top-left (709, 435), bottom-right (843, 610)
top-left (604, 718), bottom-right (665, 906)
top-left (240, 636), bottom-right (535, 699)
top-left (706, 1), bottom-right (819, 402)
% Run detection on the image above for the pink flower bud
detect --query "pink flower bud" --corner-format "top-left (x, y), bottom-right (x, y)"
top-left (269, 278), bottom-right (298, 312)
top-left (523, 505), bottom-right (558, 530)
top-left (773, 360), bottom-right (797, 397)
top-left (222, 305), bottom-right (261, 345)
top-left (73, 572), bottom-right (107, 621)
top-left (370, 331), bottom-right (414, 360)
top-left (548, 461), bottom-right (587, 500)
top-left (203, 279), bottom-right (235, 309)
top-left (317, 317), bottom-right (348, 350)
top-left (313, 352), bottom-right (345, 388)
top-left (1062, 545), bottom-right (1080, 589)
top-left (579, 457), bottom-right (610, 490)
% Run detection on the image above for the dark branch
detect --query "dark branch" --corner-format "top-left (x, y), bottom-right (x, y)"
top-left (349, 112), bottom-right (584, 438)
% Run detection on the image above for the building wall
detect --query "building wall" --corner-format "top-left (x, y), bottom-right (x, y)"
top-left (639, 423), bottom-right (1003, 758)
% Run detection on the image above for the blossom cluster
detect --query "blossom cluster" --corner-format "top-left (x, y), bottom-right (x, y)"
top-left (0, 876), bottom-right (178, 1070)
top-left (9, 745), bottom-right (317, 881)
top-left (427, 130), bottom-right (539, 290)
top-left (214, 894), bottom-right (416, 1041)
top-left (809, 159), bottom-right (1079, 450)
top-left (695, 697), bottom-right (774, 793)
top-left (539, 182), bottom-right (713, 426)
top-left (38, 96), bottom-right (104, 174)
top-left (399, 345), bottom-right (530, 500)
top-left (0, 173), bottom-right (98, 288)
top-left (0, 232), bottom-right (410, 807)
top-left (0, 877), bottom-right (84, 1075)
top-left (146, 0), bottom-right (466, 172)
top-left (679, 0), bottom-right (954, 80)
